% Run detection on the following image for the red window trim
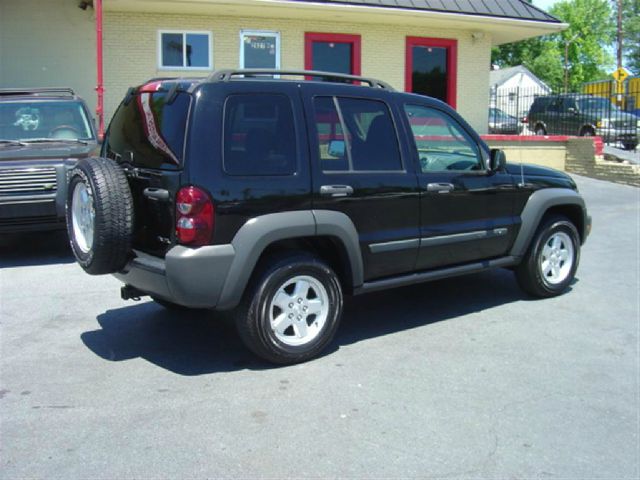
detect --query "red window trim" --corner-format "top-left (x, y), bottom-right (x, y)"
top-left (405, 36), bottom-right (457, 109)
top-left (304, 32), bottom-right (362, 76)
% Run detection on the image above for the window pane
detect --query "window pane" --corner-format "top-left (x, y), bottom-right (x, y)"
top-left (312, 41), bottom-right (352, 75)
top-left (223, 95), bottom-right (296, 176)
top-left (404, 104), bottom-right (481, 172)
top-left (162, 33), bottom-right (183, 67)
top-left (338, 98), bottom-right (402, 171)
top-left (185, 33), bottom-right (209, 67)
top-left (106, 91), bottom-right (191, 169)
top-left (243, 34), bottom-right (277, 68)
top-left (313, 97), bottom-right (349, 171)
top-left (411, 46), bottom-right (447, 102)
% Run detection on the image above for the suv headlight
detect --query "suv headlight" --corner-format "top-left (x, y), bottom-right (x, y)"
top-left (597, 118), bottom-right (610, 128)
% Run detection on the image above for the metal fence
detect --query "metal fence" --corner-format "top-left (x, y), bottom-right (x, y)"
top-left (488, 83), bottom-right (639, 151)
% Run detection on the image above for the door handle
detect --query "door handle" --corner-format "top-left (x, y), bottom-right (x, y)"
top-left (320, 185), bottom-right (354, 197)
top-left (143, 187), bottom-right (170, 201)
top-left (426, 183), bottom-right (454, 193)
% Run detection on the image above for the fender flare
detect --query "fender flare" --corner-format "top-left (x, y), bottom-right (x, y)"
top-left (215, 210), bottom-right (363, 309)
top-left (509, 188), bottom-right (587, 258)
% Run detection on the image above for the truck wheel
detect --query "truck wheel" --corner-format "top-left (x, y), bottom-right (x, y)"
top-left (515, 215), bottom-right (580, 298)
top-left (235, 253), bottom-right (343, 364)
top-left (66, 157), bottom-right (133, 275)
top-left (535, 125), bottom-right (546, 136)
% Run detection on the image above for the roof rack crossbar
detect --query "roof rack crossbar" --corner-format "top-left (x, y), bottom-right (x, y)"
top-left (208, 69), bottom-right (395, 90)
top-left (0, 87), bottom-right (75, 96)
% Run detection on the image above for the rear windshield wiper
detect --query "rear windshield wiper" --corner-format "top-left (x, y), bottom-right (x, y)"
top-left (0, 140), bottom-right (28, 147)
top-left (21, 138), bottom-right (90, 145)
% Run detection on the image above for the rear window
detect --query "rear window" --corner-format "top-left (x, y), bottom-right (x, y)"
top-left (104, 90), bottom-right (191, 169)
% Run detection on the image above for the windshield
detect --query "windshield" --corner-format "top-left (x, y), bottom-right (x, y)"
top-left (0, 100), bottom-right (94, 142)
top-left (489, 108), bottom-right (514, 122)
top-left (577, 97), bottom-right (622, 114)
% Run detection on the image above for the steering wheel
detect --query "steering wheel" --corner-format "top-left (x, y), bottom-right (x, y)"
top-left (49, 125), bottom-right (81, 139)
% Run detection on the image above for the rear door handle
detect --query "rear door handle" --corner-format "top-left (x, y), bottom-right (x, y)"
top-left (320, 185), bottom-right (354, 197)
top-left (426, 182), bottom-right (454, 194)
top-left (143, 187), bottom-right (170, 201)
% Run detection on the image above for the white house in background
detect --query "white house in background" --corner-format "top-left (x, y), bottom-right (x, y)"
top-left (490, 65), bottom-right (551, 119)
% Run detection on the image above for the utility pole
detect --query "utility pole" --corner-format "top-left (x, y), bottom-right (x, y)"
top-left (563, 33), bottom-right (579, 93)
top-left (616, 0), bottom-right (623, 69)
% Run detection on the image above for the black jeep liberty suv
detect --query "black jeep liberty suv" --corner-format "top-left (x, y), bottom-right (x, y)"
top-left (66, 70), bottom-right (591, 364)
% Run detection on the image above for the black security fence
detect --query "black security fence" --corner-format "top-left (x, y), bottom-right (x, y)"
top-left (488, 83), bottom-right (639, 151)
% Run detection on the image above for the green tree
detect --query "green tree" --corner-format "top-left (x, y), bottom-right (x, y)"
top-left (550, 0), bottom-right (615, 90)
top-left (622, 0), bottom-right (640, 74)
top-left (491, 0), bottom-right (615, 91)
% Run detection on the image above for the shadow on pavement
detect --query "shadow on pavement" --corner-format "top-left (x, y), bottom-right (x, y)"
top-left (0, 230), bottom-right (74, 268)
top-left (81, 267), bottom-right (528, 376)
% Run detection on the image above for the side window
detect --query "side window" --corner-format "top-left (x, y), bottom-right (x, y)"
top-left (563, 99), bottom-right (577, 112)
top-left (223, 94), bottom-right (296, 176)
top-left (312, 96), bottom-right (402, 172)
top-left (403, 104), bottom-right (482, 172)
top-left (547, 98), bottom-right (561, 113)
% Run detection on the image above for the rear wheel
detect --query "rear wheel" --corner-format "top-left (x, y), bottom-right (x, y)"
top-left (66, 157), bottom-right (134, 275)
top-left (235, 252), bottom-right (343, 364)
top-left (580, 127), bottom-right (595, 137)
top-left (516, 215), bottom-right (580, 298)
top-left (622, 141), bottom-right (637, 151)
top-left (535, 125), bottom-right (547, 136)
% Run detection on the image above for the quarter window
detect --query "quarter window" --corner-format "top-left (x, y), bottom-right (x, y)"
top-left (159, 31), bottom-right (212, 70)
top-left (404, 104), bottom-right (482, 172)
top-left (313, 97), bottom-right (402, 172)
top-left (240, 31), bottom-right (280, 69)
top-left (223, 94), bottom-right (297, 176)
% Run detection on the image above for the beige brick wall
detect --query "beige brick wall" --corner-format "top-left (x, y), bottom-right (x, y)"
top-left (0, 0), bottom-right (97, 112)
top-left (103, 12), bottom-right (492, 131)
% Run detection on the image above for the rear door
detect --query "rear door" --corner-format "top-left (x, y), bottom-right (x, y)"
top-left (103, 84), bottom-right (191, 257)
top-left (400, 101), bottom-right (518, 270)
top-left (301, 84), bottom-right (420, 281)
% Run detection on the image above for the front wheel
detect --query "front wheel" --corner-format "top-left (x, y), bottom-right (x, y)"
top-left (516, 215), bottom-right (580, 298)
top-left (235, 253), bottom-right (343, 364)
top-left (535, 125), bottom-right (547, 136)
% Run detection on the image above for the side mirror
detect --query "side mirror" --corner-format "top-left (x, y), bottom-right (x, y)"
top-left (489, 149), bottom-right (507, 172)
top-left (328, 139), bottom-right (346, 158)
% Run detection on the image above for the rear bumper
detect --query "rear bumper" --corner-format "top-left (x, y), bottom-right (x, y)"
top-left (595, 127), bottom-right (638, 143)
top-left (113, 244), bottom-right (235, 309)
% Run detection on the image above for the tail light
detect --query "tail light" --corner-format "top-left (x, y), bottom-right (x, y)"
top-left (521, 116), bottom-right (528, 124)
top-left (175, 186), bottom-right (214, 246)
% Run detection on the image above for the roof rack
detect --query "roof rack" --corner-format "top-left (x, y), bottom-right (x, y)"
top-left (0, 87), bottom-right (75, 97)
top-left (208, 69), bottom-right (395, 90)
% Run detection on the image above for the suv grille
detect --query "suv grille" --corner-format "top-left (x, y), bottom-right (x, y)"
top-left (0, 167), bottom-right (58, 196)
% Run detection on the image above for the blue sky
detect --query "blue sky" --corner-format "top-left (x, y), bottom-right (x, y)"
top-left (533, 0), bottom-right (559, 11)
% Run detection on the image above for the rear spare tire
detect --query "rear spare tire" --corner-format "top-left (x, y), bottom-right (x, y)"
top-left (66, 157), bottom-right (134, 275)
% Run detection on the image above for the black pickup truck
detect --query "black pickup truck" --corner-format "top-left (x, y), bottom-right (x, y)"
top-left (66, 70), bottom-right (591, 364)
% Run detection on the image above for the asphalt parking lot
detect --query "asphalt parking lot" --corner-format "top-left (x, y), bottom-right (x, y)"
top-left (1, 174), bottom-right (638, 479)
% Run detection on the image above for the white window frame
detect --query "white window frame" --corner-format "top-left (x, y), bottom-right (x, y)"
top-left (239, 30), bottom-right (281, 70)
top-left (158, 30), bottom-right (213, 71)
